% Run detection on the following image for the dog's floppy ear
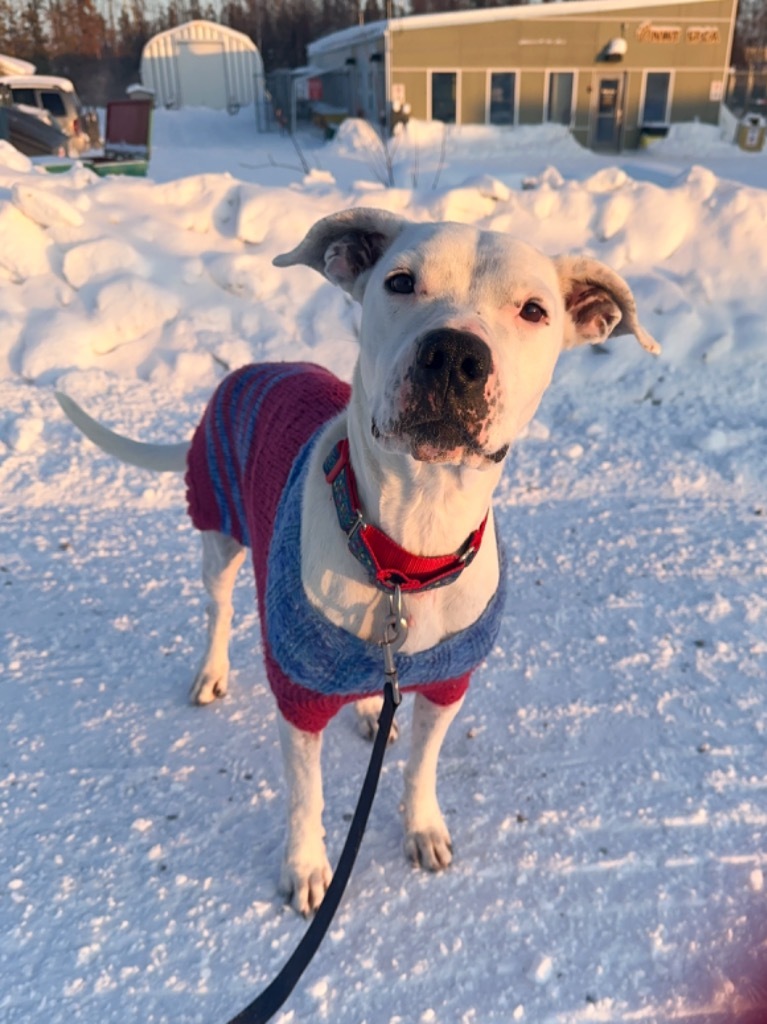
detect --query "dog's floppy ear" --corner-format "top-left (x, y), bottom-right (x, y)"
top-left (554, 256), bottom-right (661, 355)
top-left (273, 208), bottom-right (407, 300)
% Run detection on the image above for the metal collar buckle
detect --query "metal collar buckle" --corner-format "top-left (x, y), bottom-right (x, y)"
top-left (346, 509), bottom-right (365, 541)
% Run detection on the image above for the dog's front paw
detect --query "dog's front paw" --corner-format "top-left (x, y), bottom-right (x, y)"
top-left (405, 822), bottom-right (453, 871)
top-left (279, 851), bottom-right (333, 916)
top-left (189, 662), bottom-right (229, 704)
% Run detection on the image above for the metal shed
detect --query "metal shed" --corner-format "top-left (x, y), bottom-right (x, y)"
top-left (140, 20), bottom-right (265, 115)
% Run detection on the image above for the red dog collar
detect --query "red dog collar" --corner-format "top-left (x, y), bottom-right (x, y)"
top-left (323, 438), bottom-right (488, 593)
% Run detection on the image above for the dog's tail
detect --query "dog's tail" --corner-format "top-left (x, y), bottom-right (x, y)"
top-left (55, 392), bottom-right (190, 473)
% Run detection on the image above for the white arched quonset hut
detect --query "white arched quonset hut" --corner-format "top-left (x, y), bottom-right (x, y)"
top-left (140, 20), bottom-right (265, 117)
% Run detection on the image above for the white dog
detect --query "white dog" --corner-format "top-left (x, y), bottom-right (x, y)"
top-left (57, 208), bottom-right (659, 916)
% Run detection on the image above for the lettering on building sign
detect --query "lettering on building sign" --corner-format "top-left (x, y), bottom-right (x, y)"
top-left (518, 38), bottom-right (567, 47)
top-left (635, 21), bottom-right (721, 44)
top-left (687, 26), bottom-right (721, 43)
top-left (636, 21), bottom-right (681, 43)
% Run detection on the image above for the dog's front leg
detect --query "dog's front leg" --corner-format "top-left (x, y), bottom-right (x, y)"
top-left (277, 715), bottom-right (332, 915)
top-left (403, 693), bottom-right (465, 871)
top-left (190, 531), bottom-right (246, 705)
top-left (354, 695), bottom-right (400, 743)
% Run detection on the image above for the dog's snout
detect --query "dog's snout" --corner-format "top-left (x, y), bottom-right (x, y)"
top-left (415, 330), bottom-right (492, 395)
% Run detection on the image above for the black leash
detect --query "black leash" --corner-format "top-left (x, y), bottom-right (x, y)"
top-left (226, 586), bottom-right (408, 1024)
top-left (226, 678), bottom-right (401, 1024)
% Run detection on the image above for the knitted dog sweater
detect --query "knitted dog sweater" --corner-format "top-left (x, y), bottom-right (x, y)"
top-left (185, 363), bottom-right (506, 732)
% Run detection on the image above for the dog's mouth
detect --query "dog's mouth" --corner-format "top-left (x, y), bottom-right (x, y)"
top-left (371, 417), bottom-right (509, 466)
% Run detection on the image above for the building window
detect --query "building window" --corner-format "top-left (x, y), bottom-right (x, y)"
top-left (489, 72), bottom-right (516, 125)
top-left (643, 71), bottom-right (672, 124)
top-left (432, 72), bottom-right (457, 123)
top-left (548, 71), bottom-right (574, 125)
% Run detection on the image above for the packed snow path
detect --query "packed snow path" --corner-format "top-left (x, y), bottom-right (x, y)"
top-left (1, 114), bottom-right (766, 1023)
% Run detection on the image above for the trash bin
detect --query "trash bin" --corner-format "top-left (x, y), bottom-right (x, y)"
top-left (736, 114), bottom-right (766, 152)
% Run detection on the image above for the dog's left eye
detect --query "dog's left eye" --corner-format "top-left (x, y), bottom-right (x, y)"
top-left (385, 272), bottom-right (415, 295)
top-left (520, 301), bottom-right (548, 323)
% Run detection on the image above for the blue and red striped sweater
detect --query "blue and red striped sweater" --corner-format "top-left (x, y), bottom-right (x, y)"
top-left (185, 363), bottom-right (505, 732)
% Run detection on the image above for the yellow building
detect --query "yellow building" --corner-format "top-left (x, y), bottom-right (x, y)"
top-left (306, 0), bottom-right (737, 150)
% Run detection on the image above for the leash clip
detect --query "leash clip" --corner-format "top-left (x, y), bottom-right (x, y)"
top-left (380, 584), bottom-right (407, 705)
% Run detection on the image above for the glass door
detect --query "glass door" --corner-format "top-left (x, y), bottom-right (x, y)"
top-left (593, 75), bottom-right (625, 150)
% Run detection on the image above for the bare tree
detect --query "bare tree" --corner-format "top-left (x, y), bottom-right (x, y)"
top-left (116, 0), bottom-right (151, 62)
top-left (734, 0), bottom-right (767, 67)
top-left (47, 0), bottom-right (107, 60)
top-left (0, 0), bottom-right (15, 53)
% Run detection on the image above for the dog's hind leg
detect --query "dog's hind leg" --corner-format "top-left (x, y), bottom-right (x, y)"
top-left (403, 693), bottom-right (465, 871)
top-left (190, 530), bottom-right (246, 705)
top-left (277, 716), bottom-right (332, 915)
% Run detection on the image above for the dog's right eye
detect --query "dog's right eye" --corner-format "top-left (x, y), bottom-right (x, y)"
top-left (520, 300), bottom-right (548, 323)
top-left (385, 272), bottom-right (415, 295)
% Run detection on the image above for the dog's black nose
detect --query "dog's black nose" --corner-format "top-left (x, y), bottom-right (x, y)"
top-left (414, 329), bottom-right (492, 397)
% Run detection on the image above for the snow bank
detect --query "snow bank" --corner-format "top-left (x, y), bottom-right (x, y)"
top-left (399, 117), bottom-right (584, 158)
top-left (0, 136), bottom-right (764, 386)
top-left (0, 139), bottom-right (33, 172)
top-left (648, 119), bottom-right (739, 158)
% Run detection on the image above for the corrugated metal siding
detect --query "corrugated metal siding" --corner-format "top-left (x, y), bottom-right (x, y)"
top-left (140, 20), bottom-right (264, 110)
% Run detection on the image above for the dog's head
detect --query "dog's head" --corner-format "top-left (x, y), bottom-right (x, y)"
top-left (274, 209), bottom-right (660, 470)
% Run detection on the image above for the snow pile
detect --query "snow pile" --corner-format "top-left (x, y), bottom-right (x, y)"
top-left (1, 109), bottom-right (767, 1024)
top-left (1, 142), bottom-right (765, 394)
top-left (0, 139), bottom-right (33, 172)
top-left (335, 117), bottom-right (584, 161)
top-left (647, 119), bottom-right (740, 158)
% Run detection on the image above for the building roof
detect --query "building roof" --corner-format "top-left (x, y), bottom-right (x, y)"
top-left (309, 0), bottom-right (726, 56)
top-left (143, 19), bottom-right (259, 54)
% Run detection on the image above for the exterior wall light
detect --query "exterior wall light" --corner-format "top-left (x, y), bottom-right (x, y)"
top-left (600, 37), bottom-right (628, 62)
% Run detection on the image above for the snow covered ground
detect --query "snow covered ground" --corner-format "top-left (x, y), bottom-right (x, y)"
top-left (1, 111), bottom-right (766, 1024)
